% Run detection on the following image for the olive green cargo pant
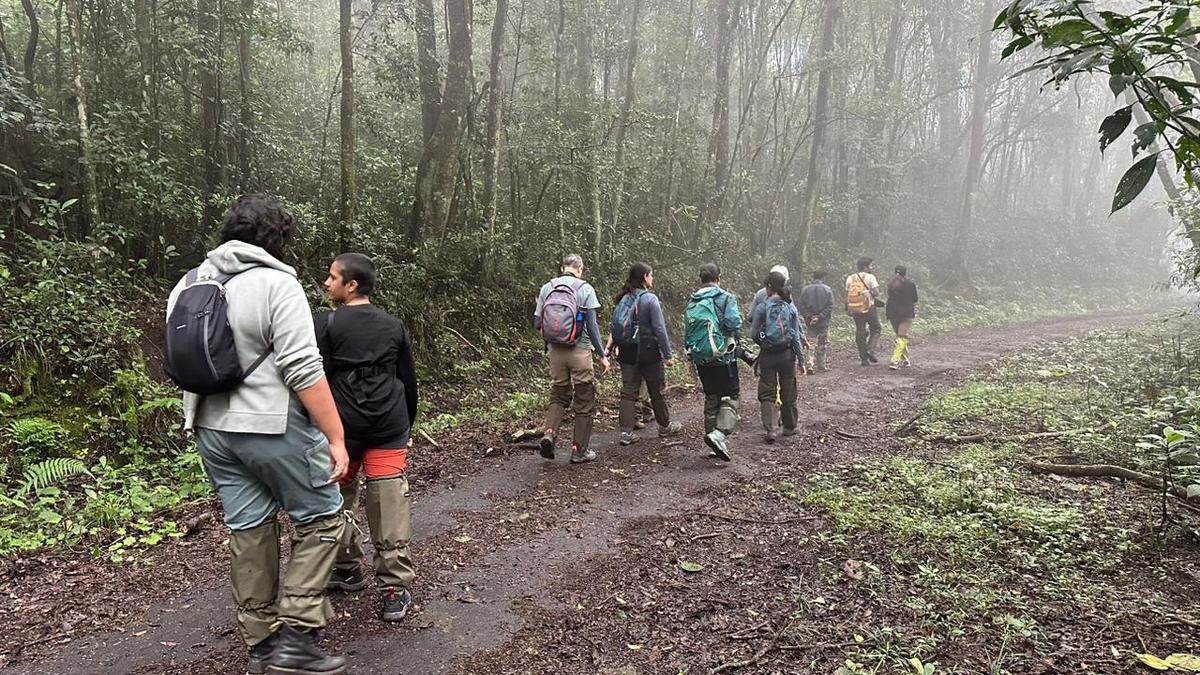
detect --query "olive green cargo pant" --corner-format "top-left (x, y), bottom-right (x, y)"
top-left (334, 475), bottom-right (416, 589)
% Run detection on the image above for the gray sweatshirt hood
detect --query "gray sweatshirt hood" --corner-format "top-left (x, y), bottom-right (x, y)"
top-left (204, 240), bottom-right (297, 277)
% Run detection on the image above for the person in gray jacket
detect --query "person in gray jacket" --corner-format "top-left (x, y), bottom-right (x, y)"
top-left (167, 194), bottom-right (350, 675)
top-left (798, 270), bottom-right (834, 372)
top-left (610, 262), bottom-right (684, 446)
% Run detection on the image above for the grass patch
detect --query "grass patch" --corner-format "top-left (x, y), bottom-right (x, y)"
top-left (783, 312), bottom-right (1200, 673)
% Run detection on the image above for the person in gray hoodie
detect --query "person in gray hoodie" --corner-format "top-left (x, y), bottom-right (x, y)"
top-left (167, 194), bottom-right (350, 675)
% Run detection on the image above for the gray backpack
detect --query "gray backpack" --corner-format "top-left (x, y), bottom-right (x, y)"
top-left (539, 278), bottom-right (585, 345)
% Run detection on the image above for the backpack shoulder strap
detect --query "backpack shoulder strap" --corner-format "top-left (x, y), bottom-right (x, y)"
top-left (241, 348), bottom-right (273, 381)
top-left (185, 268), bottom-right (200, 286)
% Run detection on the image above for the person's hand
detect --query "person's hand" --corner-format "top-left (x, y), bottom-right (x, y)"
top-left (599, 356), bottom-right (612, 375)
top-left (328, 440), bottom-right (350, 484)
top-left (665, 357), bottom-right (676, 368)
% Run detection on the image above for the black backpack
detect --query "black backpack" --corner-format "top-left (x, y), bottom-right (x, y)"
top-left (164, 268), bottom-right (270, 395)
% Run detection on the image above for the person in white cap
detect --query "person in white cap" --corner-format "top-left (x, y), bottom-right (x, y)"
top-left (750, 265), bottom-right (791, 318)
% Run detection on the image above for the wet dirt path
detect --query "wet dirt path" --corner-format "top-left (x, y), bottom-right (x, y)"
top-left (6, 310), bottom-right (1159, 675)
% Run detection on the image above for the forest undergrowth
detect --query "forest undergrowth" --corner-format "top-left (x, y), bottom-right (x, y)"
top-left (793, 312), bottom-right (1200, 672)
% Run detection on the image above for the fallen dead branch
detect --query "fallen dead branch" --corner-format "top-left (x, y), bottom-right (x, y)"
top-left (418, 429), bottom-right (443, 450)
top-left (509, 428), bottom-right (543, 443)
top-left (444, 326), bottom-right (484, 357)
top-left (931, 427), bottom-right (1093, 444)
top-left (834, 429), bottom-right (870, 440)
top-left (686, 511), bottom-right (815, 526)
top-left (711, 621), bottom-right (790, 674)
top-left (1023, 461), bottom-right (1176, 494)
top-left (894, 409), bottom-right (928, 436)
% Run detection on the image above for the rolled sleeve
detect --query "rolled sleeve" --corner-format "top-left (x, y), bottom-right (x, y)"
top-left (270, 280), bottom-right (325, 391)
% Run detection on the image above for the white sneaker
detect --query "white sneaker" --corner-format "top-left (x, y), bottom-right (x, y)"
top-left (619, 431), bottom-right (638, 446)
top-left (889, 362), bottom-right (900, 370)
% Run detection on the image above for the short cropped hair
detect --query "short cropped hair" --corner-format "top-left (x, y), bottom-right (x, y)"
top-left (699, 262), bottom-right (721, 284)
top-left (562, 253), bottom-right (584, 271)
top-left (856, 257), bottom-right (873, 272)
top-left (335, 252), bottom-right (377, 297)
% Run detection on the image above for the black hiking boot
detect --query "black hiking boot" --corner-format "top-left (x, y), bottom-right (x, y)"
top-left (266, 625), bottom-right (347, 675)
top-left (539, 433), bottom-right (556, 459)
top-left (326, 565), bottom-right (367, 592)
top-left (381, 586), bottom-right (412, 622)
top-left (246, 633), bottom-right (277, 675)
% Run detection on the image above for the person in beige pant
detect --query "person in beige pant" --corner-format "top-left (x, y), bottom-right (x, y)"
top-left (534, 254), bottom-right (611, 463)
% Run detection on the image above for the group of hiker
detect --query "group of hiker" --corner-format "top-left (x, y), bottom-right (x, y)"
top-left (532, 253), bottom-right (919, 465)
top-left (162, 193), bottom-right (919, 675)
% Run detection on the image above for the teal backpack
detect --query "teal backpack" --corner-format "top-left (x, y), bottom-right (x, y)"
top-left (758, 298), bottom-right (798, 352)
top-left (684, 292), bottom-right (734, 365)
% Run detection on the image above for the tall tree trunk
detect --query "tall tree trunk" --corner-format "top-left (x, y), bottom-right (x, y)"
top-left (66, 0), bottom-right (101, 228)
top-left (20, 0), bottom-right (38, 100)
top-left (697, 0), bottom-right (739, 241)
top-left (572, 0), bottom-right (603, 264)
top-left (414, 0), bottom-right (441, 143)
top-left (54, 0), bottom-right (63, 108)
top-left (411, 0), bottom-right (473, 239)
top-left (198, 0), bottom-right (225, 227)
top-left (237, 0), bottom-right (253, 188)
top-left (338, 0), bottom-right (355, 248)
top-left (951, 0), bottom-right (994, 287)
top-left (134, 0), bottom-right (154, 112)
top-left (853, 0), bottom-right (901, 246)
top-left (481, 0), bottom-right (508, 281)
top-left (788, 0), bottom-right (840, 269)
top-left (661, 0), bottom-right (695, 242)
top-left (607, 0), bottom-right (641, 242)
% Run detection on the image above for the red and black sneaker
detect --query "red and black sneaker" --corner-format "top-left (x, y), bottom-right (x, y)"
top-left (381, 587), bottom-right (412, 622)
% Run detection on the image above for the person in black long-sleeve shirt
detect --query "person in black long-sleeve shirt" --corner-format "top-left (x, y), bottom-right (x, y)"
top-left (315, 253), bottom-right (417, 623)
top-left (886, 265), bottom-right (918, 369)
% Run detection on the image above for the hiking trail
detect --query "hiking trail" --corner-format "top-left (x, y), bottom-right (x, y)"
top-left (0, 309), bottom-right (1160, 674)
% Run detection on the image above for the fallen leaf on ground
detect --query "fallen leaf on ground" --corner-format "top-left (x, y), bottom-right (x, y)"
top-left (1136, 653), bottom-right (1173, 670)
top-left (1167, 654), bottom-right (1200, 671)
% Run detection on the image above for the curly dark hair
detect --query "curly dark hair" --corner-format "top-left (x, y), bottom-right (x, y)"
top-left (219, 193), bottom-right (294, 258)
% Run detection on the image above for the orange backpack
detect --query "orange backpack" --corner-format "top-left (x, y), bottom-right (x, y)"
top-left (846, 273), bottom-right (871, 314)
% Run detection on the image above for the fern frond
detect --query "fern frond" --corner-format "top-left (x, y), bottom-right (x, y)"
top-left (19, 458), bottom-right (92, 496)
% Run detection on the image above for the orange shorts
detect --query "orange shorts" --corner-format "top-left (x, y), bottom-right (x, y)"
top-left (339, 447), bottom-right (408, 486)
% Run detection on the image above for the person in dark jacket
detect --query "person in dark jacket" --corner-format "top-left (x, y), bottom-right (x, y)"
top-left (797, 270), bottom-right (834, 372)
top-left (316, 253), bottom-right (418, 623)
top-left (885, 265), bottom-right (918, 369)
top-left (610, 263), bottom-right (684, 446)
